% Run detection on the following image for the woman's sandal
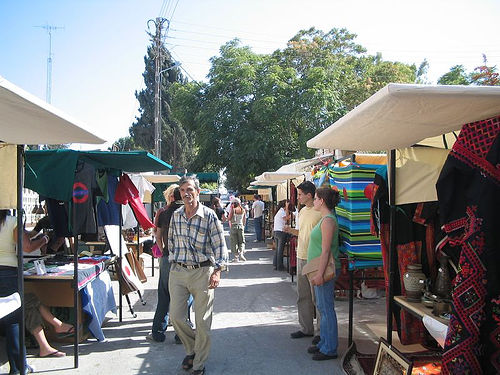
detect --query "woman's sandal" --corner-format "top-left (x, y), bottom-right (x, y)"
top-left (181, 354), bottom-right (195, 370)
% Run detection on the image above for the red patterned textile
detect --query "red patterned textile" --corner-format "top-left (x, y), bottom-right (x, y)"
top-left (397, 242), bottom-right (426, 344)
top-left (437, 115), bottom-right (500, 374)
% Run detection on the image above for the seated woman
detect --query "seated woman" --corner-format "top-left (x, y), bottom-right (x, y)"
top-left (25, 293), bottom-right (74, 357)
top-left (1, 209), bottom-right (48, 373)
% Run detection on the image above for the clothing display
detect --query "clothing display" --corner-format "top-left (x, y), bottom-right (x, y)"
top-left (114, 173), bottom-right (155, 230)
top-left (97, 174), bottom-right (121, 226)
top-left (45, 199), bottom-right (71, 237)
top-left (371, 171), bottom-right (440, 345)
top-left (330, 163), bottom-right (382, 260)
top-left (121, 174), bottom-right (155, 229)
top-left (72, 160), bottom-right (98, 235)
top-left (437, 115), bottom-right (500, 374)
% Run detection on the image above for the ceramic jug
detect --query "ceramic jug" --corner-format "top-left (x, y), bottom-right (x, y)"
top-left (434, 255), bottom-right (452, 299)
top-left (403, 264), bottom-right (426, 302)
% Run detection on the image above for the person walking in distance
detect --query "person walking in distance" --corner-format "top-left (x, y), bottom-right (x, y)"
top-left (227, 197), bottom-right (246, 262)
top-left (285, 181), bottom-right (322, 345)
top-left (168, 176), bottom-right (228, 375)
top-left (251, 194), bottom-right (265, 242)
top-left (273, 199), bottom-right (288, 271)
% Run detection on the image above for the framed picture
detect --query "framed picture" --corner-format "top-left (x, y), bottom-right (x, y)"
top-left (373, 338), bottom-right (413, 375)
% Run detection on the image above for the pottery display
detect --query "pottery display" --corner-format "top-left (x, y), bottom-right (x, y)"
top-left (433, 299), bottom-right (452, 317)
top-left (434, 254), bottom-right (452, 299)
top-left (403, 264), bottom-right (426, 302)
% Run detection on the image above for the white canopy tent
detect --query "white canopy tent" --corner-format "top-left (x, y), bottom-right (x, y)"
top-left (0, 76), bottom-right (105, 145)
top-left (143, 174), bottom-right (181, 184)
top-left (0, 76), bottom-right (105, 371)
top-left (276, 153), bottom-right (333, 173)
top-left (250, 180), bottom-right (286, 186)
top-left (308, 83), bottom-right (500, 205)
top-left (307, 83), bottom-right (500, 151)
top-left (261, 171), bottom-right (304, 180)
top-left (306, 83), bottom-right (500, 347)
top-left (142, 174), bottom-right (181, 204)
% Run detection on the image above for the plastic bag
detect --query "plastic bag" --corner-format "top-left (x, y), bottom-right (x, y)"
top-left (151, 243), bottom-right (163, 258)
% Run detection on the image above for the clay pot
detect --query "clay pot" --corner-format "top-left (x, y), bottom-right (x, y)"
top-left (403, 264), bottom-right (426, 302)
top-left (434, 255), bottom-right (452, 299)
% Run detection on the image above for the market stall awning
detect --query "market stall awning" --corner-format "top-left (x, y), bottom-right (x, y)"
top-left (261, 171), bottom-right (304, 180)
top-left (0, 76), bottom-right (105, 145)
top-left (175, 172), bottom-right (219, 182)
top-left (276, 154), bottom-right (333, 172)
top-left (143, 174), bottom-right (181, 202)
top-left (250, 180), bottom-right (286, 187)
top-left (25, 149), bottom-right (172, 201)
top-left (144, 174), bottom-right (180, 184)
top-left (307, 84), bottom-right (500, 151)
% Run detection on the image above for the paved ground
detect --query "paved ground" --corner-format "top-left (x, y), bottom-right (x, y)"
top-left (1, 223), bottom-right (387, 375)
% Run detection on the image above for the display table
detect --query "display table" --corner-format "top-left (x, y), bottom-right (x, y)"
top-left (24, 259), bottom-right (116, 342)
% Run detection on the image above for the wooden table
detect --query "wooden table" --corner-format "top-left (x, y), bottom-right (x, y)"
top-left (84, 241), bottom-right (108, 254)
top-left (394, 295), bottom-right (449, 326)
top-left (24, 260), bottom-right (114, 342)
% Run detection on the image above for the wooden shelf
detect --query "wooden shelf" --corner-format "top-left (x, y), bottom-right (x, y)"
top-left (394, 295), bottom-right (449, 326)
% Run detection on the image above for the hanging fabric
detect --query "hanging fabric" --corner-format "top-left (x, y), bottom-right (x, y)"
top-left (71, 160), bottom-right (98, 235)
top-left (114, 173), bottom-right (155, 230)
top-left (97, 174), bottom-right (120, 226)
top-left (437, 115), bottom-right (500, 375)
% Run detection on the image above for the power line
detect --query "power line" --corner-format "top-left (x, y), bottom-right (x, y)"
top-left (171, 19), bottom-right (292, 39)
top-left (170, 51), bottom-right (204, 87)
top-left (168, 0), bottom-right (180, 23)
top-left (159, 0), bottom-right (169, 18)
top-left (169, 27), bottom-right (287, 45)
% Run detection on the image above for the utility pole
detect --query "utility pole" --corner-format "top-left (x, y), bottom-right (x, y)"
top-left (34, 24), bottom-right (64, 104)
top-left (147, 17), bottom-right (168, 160)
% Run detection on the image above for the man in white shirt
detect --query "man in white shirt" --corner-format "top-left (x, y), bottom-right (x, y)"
top-left (251, 194), bottom-right (265, 242)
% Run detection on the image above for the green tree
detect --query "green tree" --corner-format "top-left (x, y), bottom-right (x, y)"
top-left (109, 136), bottom-right (136, 151)
top-left (130, 42), bottom-right (195, 171)
top-left (470, 54), bottom-right (499, 86)
top-left (438, 65), bottom-right (471, 85)
top-left (169, 28), bottom-right (417, 190)
top-left (415, 59), bottom-right (430, 84)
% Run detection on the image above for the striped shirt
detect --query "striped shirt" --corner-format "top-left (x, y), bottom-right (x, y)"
top-left (168, 202), bottom-right (228, 268)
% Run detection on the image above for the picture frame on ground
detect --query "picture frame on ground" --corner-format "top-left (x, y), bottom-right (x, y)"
top-left (373, 337), bottom-right (413, 375)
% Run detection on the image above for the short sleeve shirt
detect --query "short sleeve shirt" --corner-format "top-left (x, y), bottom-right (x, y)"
top-left (296, 206), bottom-right (322, 260)
top-left (252, 200), bottom-right (265, 218)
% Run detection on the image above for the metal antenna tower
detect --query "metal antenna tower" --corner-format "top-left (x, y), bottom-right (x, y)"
top-left (34, 23), bottom-right (64, 103)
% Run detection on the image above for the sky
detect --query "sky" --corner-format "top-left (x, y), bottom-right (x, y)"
top-left (1, 0), bottom-right (500, 150)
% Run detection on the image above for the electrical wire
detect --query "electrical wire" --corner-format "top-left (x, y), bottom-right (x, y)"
top-left (171, 50), bottom-right (205, 87)
top-left (158, 0), bottom-right (169, 18)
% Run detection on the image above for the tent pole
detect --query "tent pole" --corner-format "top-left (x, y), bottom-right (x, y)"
top-left (151, 197), bottom-right (155, 277)
top-left (73, 235), bottom-right (79, 367)
top-left (73, 190), bottom-right (79, 367)
top-left (387, 149), bottom-right (396, 345)
top-left (17, 145), bottom-right (26, 375)
top-left (119, 174), bottom-right (123, 322)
